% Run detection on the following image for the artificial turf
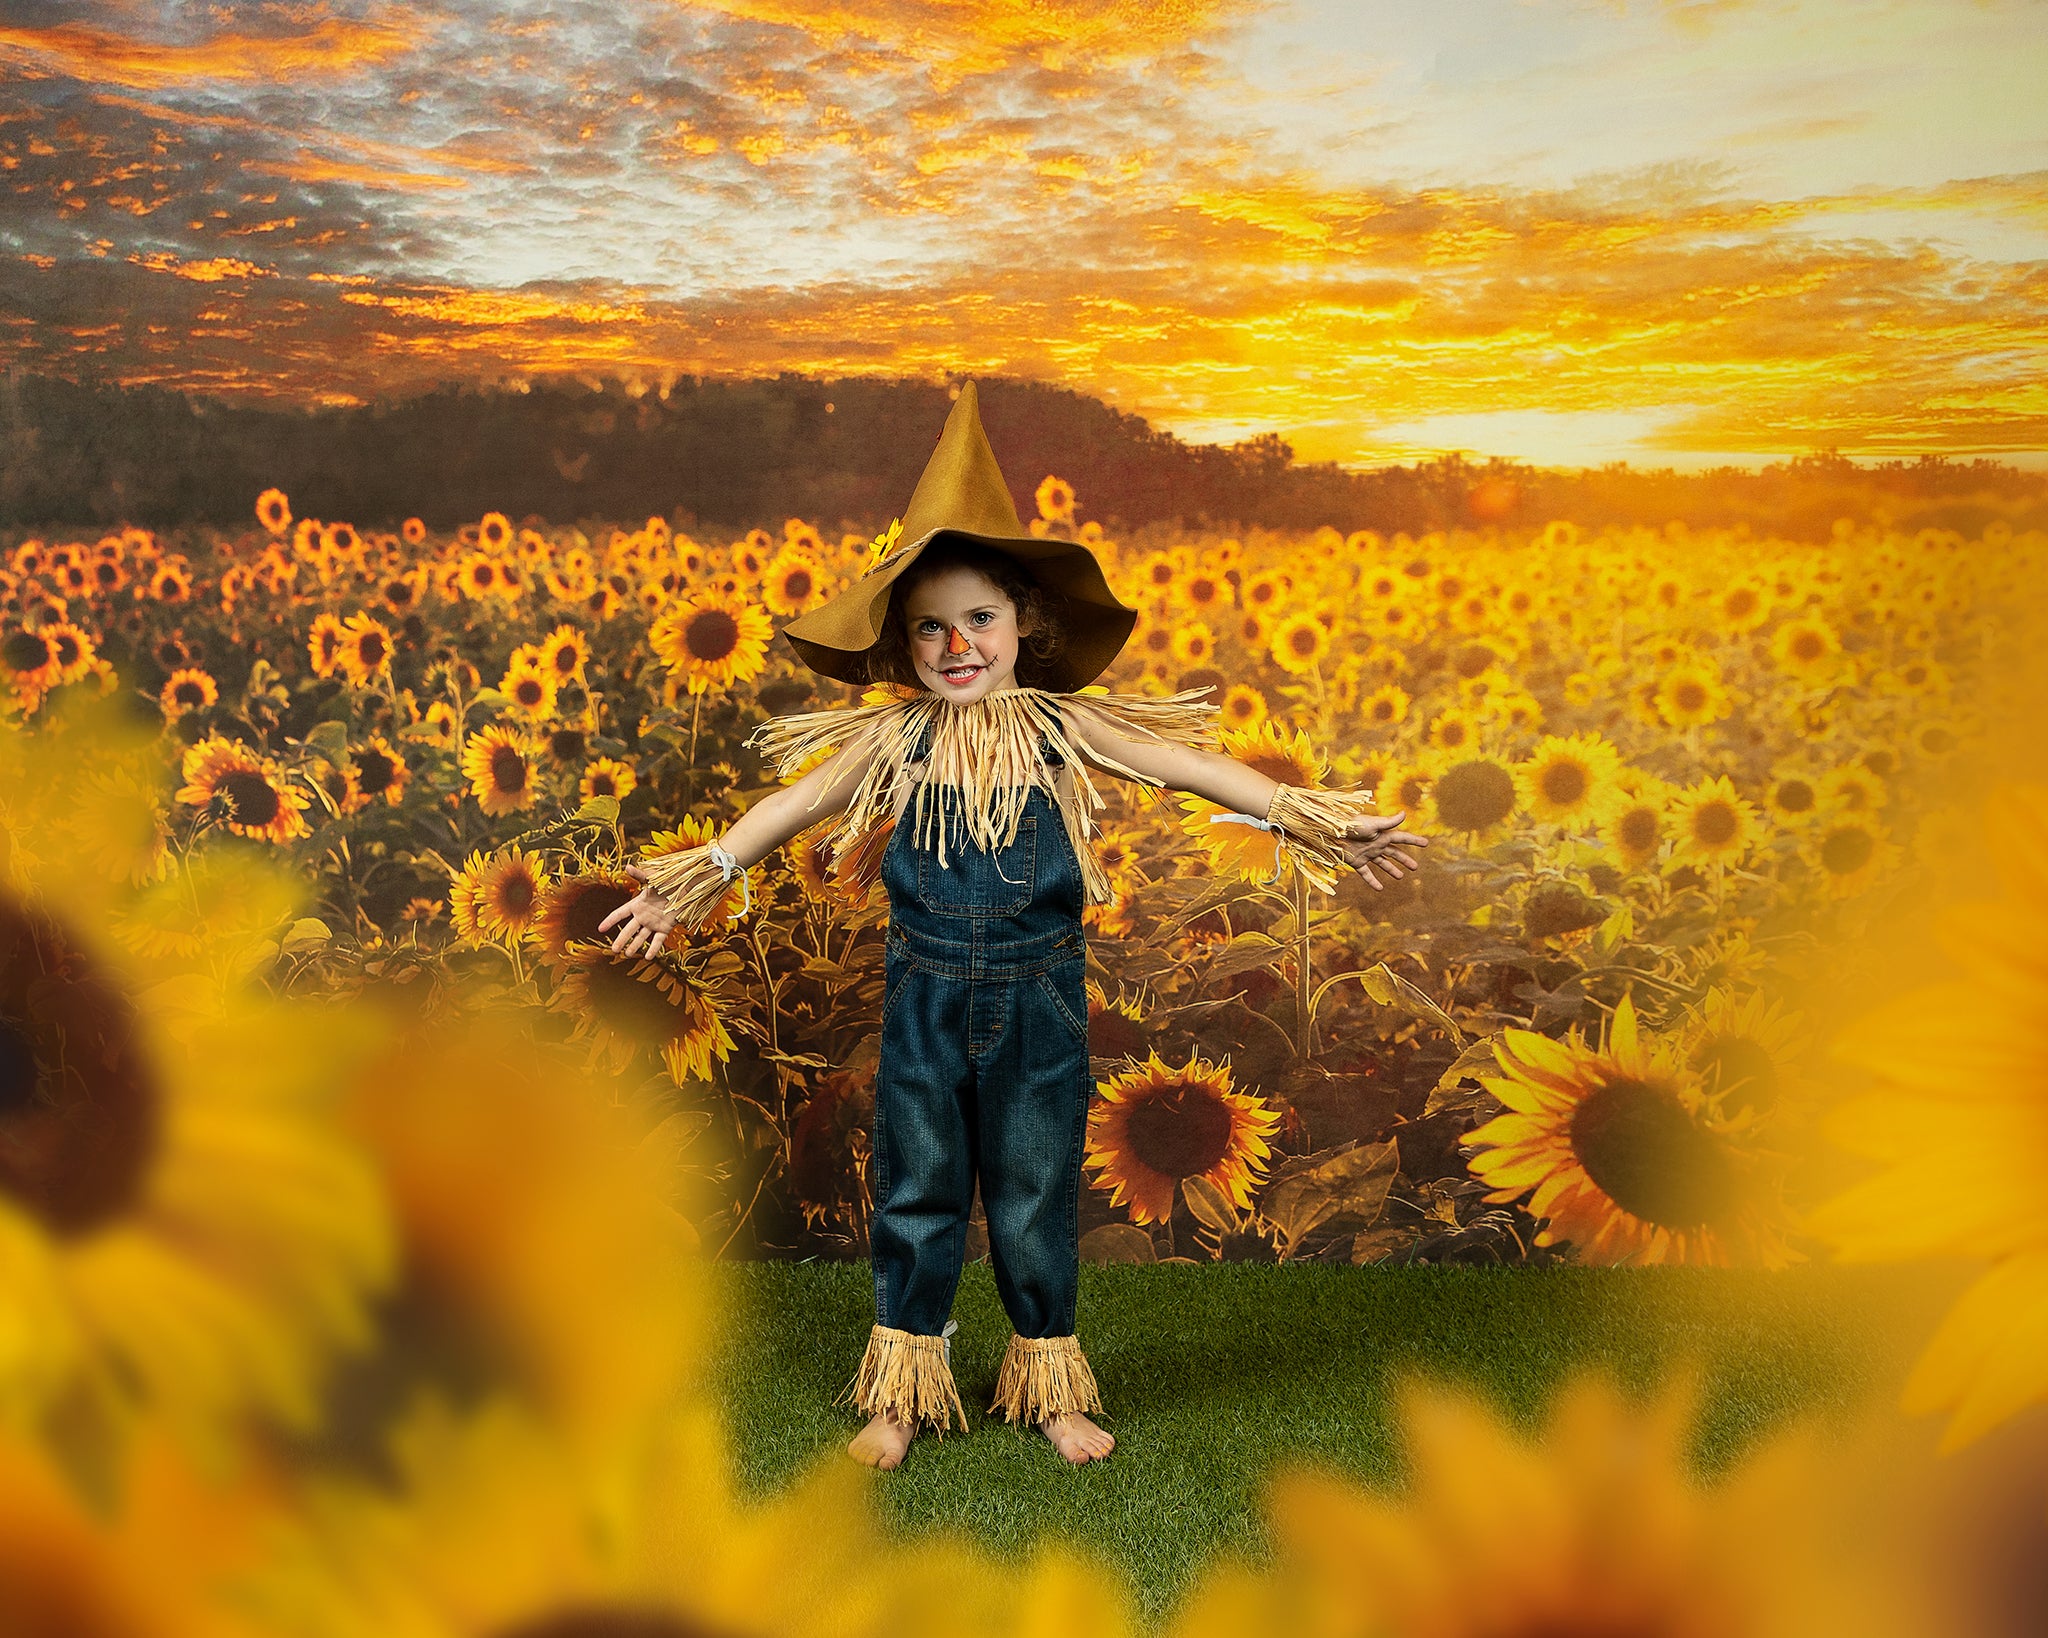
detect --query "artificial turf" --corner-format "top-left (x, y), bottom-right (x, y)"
top-left (715, 1260), bottom-right (1957, 1624)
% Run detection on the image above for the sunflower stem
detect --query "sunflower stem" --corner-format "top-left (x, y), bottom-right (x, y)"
top-left (1292, 866), bottom-right (1314, 1057)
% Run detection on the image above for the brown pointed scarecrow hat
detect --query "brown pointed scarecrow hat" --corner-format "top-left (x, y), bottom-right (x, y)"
top-left (780, 381), bottom-right (1137, 691)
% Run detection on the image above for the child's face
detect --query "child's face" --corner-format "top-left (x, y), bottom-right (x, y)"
top-left (902, 565), bottom-right (1031, 703)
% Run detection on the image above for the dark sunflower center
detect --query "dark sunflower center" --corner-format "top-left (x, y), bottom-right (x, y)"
top-left (1691, 803), bottom-right (1738, 847)
top-left (1774, 779), bottom-right (1814, 814)
top-left (0, 902), bottom-right (161, 1236)
top-left (1672, 681), bottom-right (1707, 713)
top-left (1618, 808), bottom-right (1657, 853)
top-left (1791, 631), bottom-right (1824, 662)
top-left (1125, 1084), bottom-right (1235, 1180)
top-left (1434, 760), bottom-right (1516, 832)
top-left (580, 961), bottom-right (692, 1046)
top-left (1725, 589), bottom-right (1758, 619)
top-left (473, 563), bottom-right (497, 587)
top-left (552, 647), bottom-right (580, 677)
top-left (356, 751), bottom-right (395, 795)
top-left (1820, 826), bottom-right (1874, 876)
top-left (686, 610), bottom-right (740, 662)
top-left (52, 633), bottom-right (81, 667)
top-left (1438, 720), bottom-right (1469, 747)
top-left (587, 773), bottom-right (617, 797)
top-left (550, 729), bottom-right (588, 762)
top-left (356, 632), bottom-right (388, 668)
top-left (1289, 626), bottom-right (1318, 656)
top-left (1568, 1075), bottom-right (1736, 1230)
top-left (554, 881), bottom-right (635, 950)
top-left (490, 743), bottom-right (528, 793)
top-left (4, 630), bottom-right (51, 671)
top-left (783, 569), bottom-right (813, 601)
top-left (173, 681), bottom-right (206, 708)
top-left (1919, 726), bottom-right (1955, 756)
top-left (219, 769), bottom-right (282, 828)
top-left (515, 678), bottom-right (545, 707)
top-left (494, 871), bottom-right (538, 918)
top-left (1693, 1037), bottom-right (1779, 1115)
top-left (1538, 761), bottom-right (1588, 806)
top-left (1370, 698), bottom-right (1396, 722)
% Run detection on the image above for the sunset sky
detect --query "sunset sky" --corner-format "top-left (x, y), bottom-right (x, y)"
top-left (2, 0), bottom-right (2043, 468)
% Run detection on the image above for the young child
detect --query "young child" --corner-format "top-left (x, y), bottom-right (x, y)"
top-left (600, 383), bottom-right (1425, 1469)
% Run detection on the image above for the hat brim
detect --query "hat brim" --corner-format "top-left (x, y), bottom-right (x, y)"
top-left (782, 528), bottom-right (1137, 692)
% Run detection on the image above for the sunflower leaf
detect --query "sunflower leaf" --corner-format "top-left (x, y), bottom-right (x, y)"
top-left (574, 794), bottom-right (620, 825)
top-left (1182, 1175), bottom-right (1240, 1233)
top-left (1424, 1035), bottom-right (1503, 1117)
top-left (1259, 1137), bottom-right (1401, 1256)
top-left (1079, 1224), bottom-right (1157, 1264)
top-left (301, 720), bottom-right (350, 765)
top-left (1359, 961), bottom-right (1467, 1046)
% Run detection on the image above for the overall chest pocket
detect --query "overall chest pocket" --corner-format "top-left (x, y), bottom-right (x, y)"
top-left (917, 815), bottom-right (1037, 915)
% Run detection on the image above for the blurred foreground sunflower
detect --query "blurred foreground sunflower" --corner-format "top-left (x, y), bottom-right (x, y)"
top-left (550, 948), bottom-right (735, 1086)
top-left (1086, 1049), bottom-right (1280, 1226)
top-left (1173, 1375), bottom-right (1948, 1638)
top-left (0, 711), bottom-right (391, 1458)
top-left (1809, 783), bottom-right (2048, 1449)
top-left (1465, 995), bottom-right (1791, 1266)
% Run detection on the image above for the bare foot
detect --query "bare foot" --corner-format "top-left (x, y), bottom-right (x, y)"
top-left (1039, 1412), bottom-right (1115, 1464)
top-left (847, 1411), bottom-right (914, 1470)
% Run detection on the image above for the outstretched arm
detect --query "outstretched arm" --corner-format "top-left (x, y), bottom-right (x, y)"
top-left (1062, 703), bottom-right (1428, 890)
top-left (599, 742), bottom-right (881, 957)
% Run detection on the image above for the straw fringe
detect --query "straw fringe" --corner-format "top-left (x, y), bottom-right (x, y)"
top-left (1265, 783), bottom-right (1384, 895)
top-left (745, 687), bottom-right (1219, 906)
top-left (635, 843), bottom-right (734, 929)
top-left (988, 1333), bottom-right (1104, 1424)
top-left (837, 1323), bottom-right (969, 1434)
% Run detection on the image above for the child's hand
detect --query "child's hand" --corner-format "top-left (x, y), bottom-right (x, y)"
top-left (1338, 811), bottom-right (1429, 891)
top-left (597, 863), bottom-right (680, 959)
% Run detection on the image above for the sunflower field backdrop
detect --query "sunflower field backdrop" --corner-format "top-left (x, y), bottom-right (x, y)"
top-left (4, 483), bottom-right (2041, 1281)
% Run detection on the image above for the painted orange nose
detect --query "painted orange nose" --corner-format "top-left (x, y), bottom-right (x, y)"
top-left (944, 624), bottom-right (971, 656)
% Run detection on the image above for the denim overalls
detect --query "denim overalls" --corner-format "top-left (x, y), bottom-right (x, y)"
top-left (870, 728), bottom-right (1094, 1352)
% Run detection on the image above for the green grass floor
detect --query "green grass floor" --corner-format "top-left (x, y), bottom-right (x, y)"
top-left (716, 1261), bottom-right (1958, 1624)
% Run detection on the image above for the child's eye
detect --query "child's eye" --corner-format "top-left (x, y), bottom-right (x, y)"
top-left (916, 620), bottom-right (941, 636)
top-left (970, 610), bottom-right (994, 626)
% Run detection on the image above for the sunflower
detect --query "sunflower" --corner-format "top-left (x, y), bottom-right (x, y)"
top-left (1763, 769), bottom-right (1822, 827)
top-left (311, 757), bottom-right (366, 818)
top-left (1465, 994), bottom-right (1789, 1265)
top-left (478, 510), bottom-right (514, 552)
top-left (0, 755), bottom-right (390, 1452)
top-left (1240, 570), bottom-right (1286, 612)
top-left (375, 567), bottom-right (426, 615)
top-left (1669, 775), bottom-right (1759, 865)
top-left (1178, 720), bottom-right (1327, 881)
top-left (1772, 616), bottom-right (1841, 681)
top-left (1170, 620), bottom-right (1218, 669)
top-left (1035, 473), bottom-right (1077, 523)
top-left (1270, 612), bottom-right (1330, 674)
top-left (532, 870), bottom-right (639, 965)
top-left (1654, 663), bottom-right (1728, 729)
top-left (175, 736), bottom-right (312, 843)
top-left (2, 625), bottom-right (62, 697)
top-left (458, 553), bottom-right (503, 600)
top-left (474, 847), bottom-right (549, 945)
top-left (1360, 684), bottom-right (1409, 730)
top-left (1515, 733), bottom-right (1622, 828)
top-left (1603, 792), bottom-right (1667, 871)
top-left (461, 725), bottom-right (540, 817)
top-left (1684, 987), bottom-right (1809, 1123)
top-left (761, 547), bottom-right (824, 617)
top-left (400, 515), bottom-right (426, 545)
top-left (349, 735), bottom-right (409, 808)
top-left (648, 589), bottom-right (773, 695)
top-left (1425, 707), bottom-right (1481, 756)
top-left (1713, 575), bottom-right (1773, 632)
top-left (255, 487), bottom-right (291, 533)
top-left (538, 623), bottom-right (590, 686)
top-left (149, 561), bottom-right (191, 602)
top-left (1808, 816), bottom-right (1900, 898)
top-left (1219, 683), bottom-right (1268, 732)
top-left (335, 613), bottom-right (394, 687)
top-left (157, 667), bottom-right (218, 721)
top-left (1819, 764), bottom-right (1885, 816)
top-left (550, 947), bottom-right (735, 1084)
top-left (499, 655), bottom-right (558, 724)
top-left (1809, 783), bottom-right (2048, 1448)
top-left (1429, 755), bottom-right (1518, 836)
top-left (579, 756), bottom-right (636, 803)
top-left (403, 698), bottom-right (460, 749)
top-left (1085, 1049), bottom-right (1280, 1225)
top-left (447, 848), bottom-right (493, 945)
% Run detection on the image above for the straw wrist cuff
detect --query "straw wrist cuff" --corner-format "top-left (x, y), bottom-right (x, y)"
top-left (1262, 784), bottom-right (1383, 894)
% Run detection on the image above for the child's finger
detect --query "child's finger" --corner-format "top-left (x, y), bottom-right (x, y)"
top-left (647, 928), bottom-right (667, 959)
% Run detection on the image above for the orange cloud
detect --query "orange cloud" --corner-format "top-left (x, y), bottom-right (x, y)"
top-left (0, 14), bottom-right (422, 90)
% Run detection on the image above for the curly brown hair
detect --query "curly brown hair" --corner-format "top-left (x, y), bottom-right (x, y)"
top-left (863, 540), bottom-right (1071, 690)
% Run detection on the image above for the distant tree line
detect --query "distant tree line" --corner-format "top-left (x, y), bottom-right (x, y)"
top-left (1, 367), bottom-right (2041, 541)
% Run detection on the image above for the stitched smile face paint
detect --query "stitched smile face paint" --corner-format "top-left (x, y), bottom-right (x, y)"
top-left (902, 564), bottom-right (1029, 705)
